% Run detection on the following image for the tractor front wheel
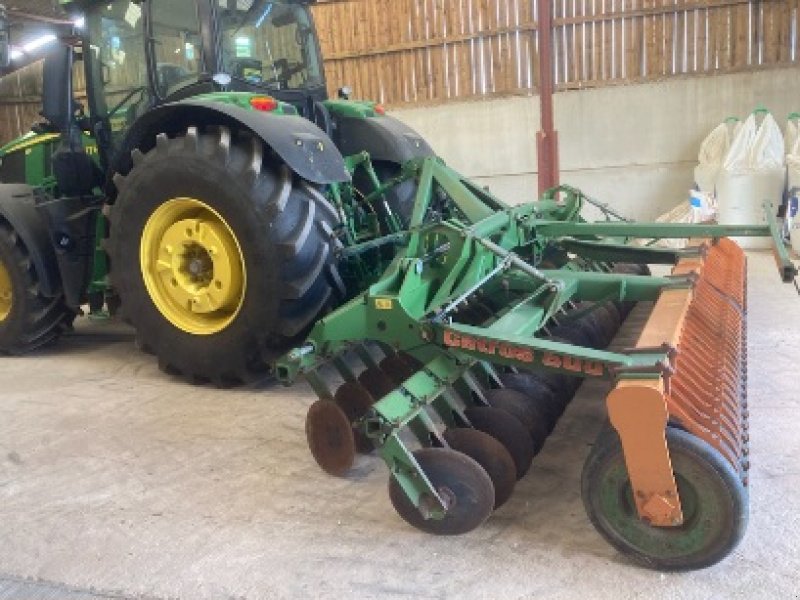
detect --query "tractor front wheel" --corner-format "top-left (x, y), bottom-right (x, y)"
top-left (109, 126), bottom-right (343, 386)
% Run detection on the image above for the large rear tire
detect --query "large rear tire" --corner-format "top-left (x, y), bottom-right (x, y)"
top-left (0, 219), bottom-right (72, 354)
top-left (108, 126), bottom-right (343, 386)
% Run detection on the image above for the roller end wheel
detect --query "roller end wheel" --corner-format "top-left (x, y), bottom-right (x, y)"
top-left (444, 428), bottom-right (517, 508)
top-left (581, 426), bottom-right (748, 571)
top-left (306, 400), bottom-right (356, 476)
top-left (388, 448), bottom-right (495, 535)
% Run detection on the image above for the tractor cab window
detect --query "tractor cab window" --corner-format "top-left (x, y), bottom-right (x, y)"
top-left (86, 1), bottom-right (152, 141)
top-left (150, 1), bottom-right (204, 97)
top-left (218, 1), bottom-right (323, 91)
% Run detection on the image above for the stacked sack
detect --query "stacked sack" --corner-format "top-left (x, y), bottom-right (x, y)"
top-left (717, 109), bottom-right (785, 250)
top-left (695, 117), bottom-right (741, 195)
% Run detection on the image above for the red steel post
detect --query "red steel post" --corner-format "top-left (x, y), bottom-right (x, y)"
top-left (536, 0), bottom-right (560, 196)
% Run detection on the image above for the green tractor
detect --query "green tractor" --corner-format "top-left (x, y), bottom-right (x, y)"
top-left (0, 0), bottom-right (431, 385)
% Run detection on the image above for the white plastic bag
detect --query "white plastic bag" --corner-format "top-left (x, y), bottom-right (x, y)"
top-left (694, 120), bottom-right (739, 193)
top-left (788, 153), bottom-right (800, 192)
top-left (718, 111), bottom-right (786, 249)
top-left (651, 191), bottom-right (716, 250)
top-left (786, 114), bottom-right (800, 155)
top-left (788, 116), bottom-right (800, 193)
top-left (723, 112), bottom-right (785, 171)
top-left (653, 202), bottom-right (693, 250)
top-left (689, 190), bottom-right (716, 222)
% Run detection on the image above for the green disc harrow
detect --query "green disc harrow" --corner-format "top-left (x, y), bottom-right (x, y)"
top-left (276, 156), bottom-right (795, 571)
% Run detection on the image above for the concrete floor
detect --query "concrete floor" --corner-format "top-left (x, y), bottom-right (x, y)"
top-left (0, 251), bottom-right (798, 600)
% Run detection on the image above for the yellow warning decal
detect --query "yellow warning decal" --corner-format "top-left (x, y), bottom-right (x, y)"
top-left (375, 298), bottom-right (393, 310)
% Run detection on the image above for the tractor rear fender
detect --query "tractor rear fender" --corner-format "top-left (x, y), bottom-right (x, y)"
top-left (109, 100), bottom-right (351, 197)
top-left (0, 184), bottom-right (61, 297)
top-left (332, 114), bottom-right (435, 164)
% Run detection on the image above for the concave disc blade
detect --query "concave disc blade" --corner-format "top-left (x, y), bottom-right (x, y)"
top-left (333, 381), bottom-right (375, 454)
top-left (465, 406), bottom-right (534, 479)
top-left (380, 354), bottom-right (416, 384)
top-left (306, 399), bottom-right (356, 476)
top-left (595, 302), bottom-right (622, 347)
top-left (388, 447), bottom-right (495, 535)
top-left (484, 388), bottom-right (548, 456)
top-left (499, 372), bottom-right (562, 432)
top-left (444, 427), bottom-right (517, 508)
top-left (398, 352), bottom-right (424, 370)
top-left (358, 366), bottom-right (396, 400)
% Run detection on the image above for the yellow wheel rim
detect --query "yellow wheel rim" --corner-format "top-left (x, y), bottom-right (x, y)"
top-left (140, 198), bottom-right (246, 335)
top-left (0, 257), bottom-right (12, 323)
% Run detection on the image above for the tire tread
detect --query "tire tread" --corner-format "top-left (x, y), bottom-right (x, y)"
top-left (109, 128), bottom-right (343, 385)
top-left (0, 218), bottom-right (72, 354)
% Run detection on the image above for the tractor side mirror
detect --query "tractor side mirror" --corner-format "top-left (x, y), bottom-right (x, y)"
top-left (0, 5), bottom-right (11, 69)
top-left (41, 42), bottom-right (74, 132)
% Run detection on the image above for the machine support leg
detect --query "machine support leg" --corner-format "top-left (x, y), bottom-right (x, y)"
top-left (606, 380), bottom-right (683, 527)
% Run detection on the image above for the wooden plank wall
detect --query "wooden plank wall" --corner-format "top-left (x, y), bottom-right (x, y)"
top-left (315, 0), bottom-right (539, 104)
top-left (0, 61), bottom-right (47, 145)
top-left (0, 0), bottom-right (797, 143)
top-left (313, 0), bottom-right (800, 104)
top-left (0, 60), bottom-right (88, 146)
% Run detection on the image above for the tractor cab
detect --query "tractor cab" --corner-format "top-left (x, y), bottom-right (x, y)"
top-left (66, 0), bottom-right (327, 162)
top-left (216, 1), bottom-right (325, 96)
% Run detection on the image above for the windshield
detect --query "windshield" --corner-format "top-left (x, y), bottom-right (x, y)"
top-left (85, 1), bottom-right (152, 134)
top-left (218, 1), bottom-right (323, 91)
